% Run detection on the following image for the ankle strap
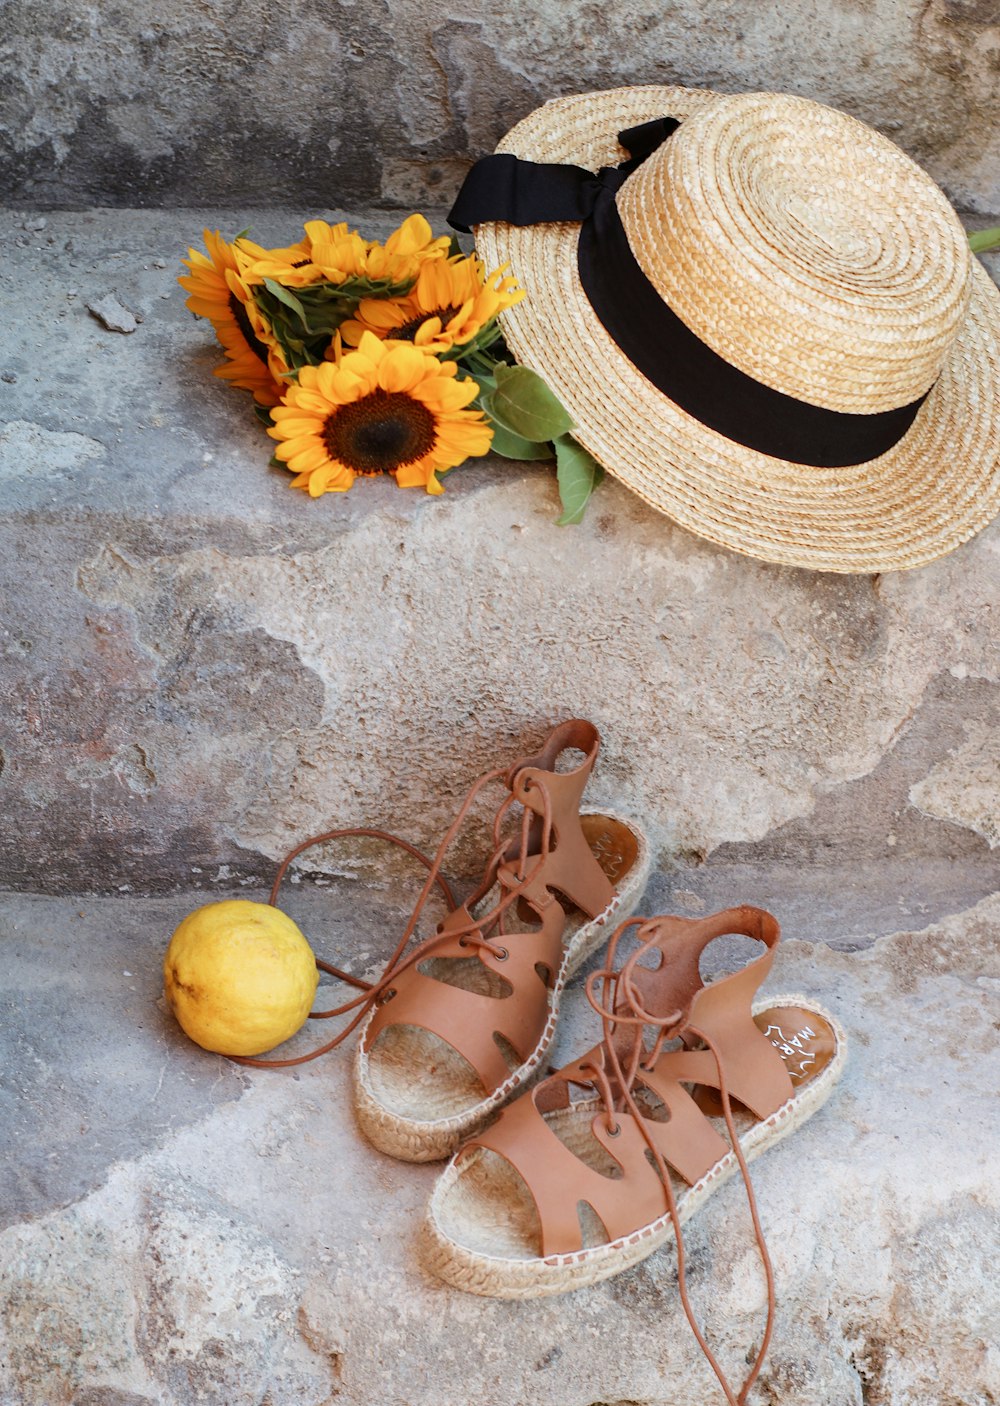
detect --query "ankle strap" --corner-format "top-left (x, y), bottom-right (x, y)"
top-left (505, 717), bottom-right (600, 788)
top-left (504, 719), bottom-right (612, 920)
top-left (623, 905), bottom-right (779, 1030)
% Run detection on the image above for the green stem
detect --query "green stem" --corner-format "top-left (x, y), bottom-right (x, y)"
top-left (969, 226), bottom-right (1000, 255)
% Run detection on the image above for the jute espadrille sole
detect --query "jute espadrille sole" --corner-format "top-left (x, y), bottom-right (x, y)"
top-left (353, 811), bottom-right (651, 1163)
top-left (423, 994), bottom-right (846, 1296)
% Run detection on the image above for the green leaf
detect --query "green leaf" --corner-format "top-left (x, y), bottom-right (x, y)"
top-left (453, 347), bottom-right (506, 389)
top-left (969, 226), bottom-right (1000, 254)
top-left (321, 273), bottom-right (415, 301)
top-left (480, 386), bottom-right (565, 461)
top-left (263, 277), bottom-right (308, 320)
top-left (488, 363), bottom-right (574, 442)
top-left (250, 271), bottom-right (422, 374)
top-left (253, 405), bottom-right (275, 428)
top-left (267, 452), bottom-right (284, 470)
top-left (466, 370), bottom-right (497, 403)
top-left (488, 423), bottom-right (555, 460)
top-left (250, 289), bottom-right (327, 373)
top-left (554, 434), bottom-right (605, 525)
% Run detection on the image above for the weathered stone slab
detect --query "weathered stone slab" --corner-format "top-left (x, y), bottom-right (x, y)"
top-left (2, 889), bottom-right (998, 1405)
top-left (1, 209), bottom-right (999, 921)
top-left (910, 715), bottom-right (1000, 850)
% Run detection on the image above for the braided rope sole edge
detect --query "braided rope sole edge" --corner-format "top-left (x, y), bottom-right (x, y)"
top-left (352, 811), bottom-right (652, 1163)
top-left (421, 993), bottom-right (848, 1297)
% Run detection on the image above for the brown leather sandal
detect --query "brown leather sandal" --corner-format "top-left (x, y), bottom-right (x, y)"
top-left (424, 906), bottom-right (845, 1400)
top-left (353, 719), bottom-right (650, 1161)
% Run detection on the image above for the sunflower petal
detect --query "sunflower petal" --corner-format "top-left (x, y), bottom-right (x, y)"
top-left (378, 345), bottom-right (428, 393)
top-left (286, 444), bottom-right (333, 473)
top-left (411, 377), bottom-right (479, 411)
top-left (271, 433), bottom-right (323, 459)
top-left (268, 415), bottom-right (326, 436)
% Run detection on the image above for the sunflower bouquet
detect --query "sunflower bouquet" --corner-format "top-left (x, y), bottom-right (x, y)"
top-left (179, 215), bottom-right (604, 521)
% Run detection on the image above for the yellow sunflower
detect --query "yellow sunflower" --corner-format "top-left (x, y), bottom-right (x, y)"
top-left (179, 230), bottom-right (286, 406)
top-left (379, 213), bottom-right (453, 272)
top-left (267, 331), bottom-right (492, 496)
top-left (229, 213), bottom-right (451, 295)
top-left (305, 213), bottom-right (452, 286)
top-left (233, 232), bottom-right (319, 288)
top-left (342, 254), bottom-right (524, 352)
top-left (304, 221), bottom-right (382, 285)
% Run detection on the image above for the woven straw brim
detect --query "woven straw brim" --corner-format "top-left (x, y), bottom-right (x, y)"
top-left (475, 87), bottom-right (1000, 573)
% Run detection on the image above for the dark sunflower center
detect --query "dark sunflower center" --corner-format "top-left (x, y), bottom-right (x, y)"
top-left (228, 292), bottom-right (271, 366)
top-left (324, 389), bottom-right (437, 474)
top-left (388, 304), bottom-right (462, 342)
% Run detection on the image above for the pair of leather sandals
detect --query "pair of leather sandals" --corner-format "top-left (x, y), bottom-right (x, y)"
top-left (248, 719), bottom-right (846, 1402)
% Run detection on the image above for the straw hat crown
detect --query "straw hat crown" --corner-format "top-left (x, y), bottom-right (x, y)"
top-left (616, 92), bottom-right (972, 413)
top-left (477, 84), bottom-right (1000, 572)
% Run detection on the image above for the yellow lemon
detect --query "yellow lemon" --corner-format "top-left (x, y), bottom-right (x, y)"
top-left (163, 899), bottom-right (319, 1056)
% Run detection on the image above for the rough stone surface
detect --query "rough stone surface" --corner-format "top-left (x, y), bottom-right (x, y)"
top-left (86, 292), bottom-right (140, 334)
top-left (1, 209), bottom-right (1000, 914)
top-left (3, 18), bottom-right (999, 1400)
top-left (2, 888), bottom-right (999, 1405)
top-left (910, 715), bottom-right (1000, 849)
top-left (1, 1), bottom-right (999, 212)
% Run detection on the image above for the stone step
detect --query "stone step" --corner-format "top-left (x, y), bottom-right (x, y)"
top-left (3, 204), bottom-right (1000, 1404)
top-left (1, 888), bottom-right (997, 1405)
top-left (3, 210), bottom-right (1000, 906)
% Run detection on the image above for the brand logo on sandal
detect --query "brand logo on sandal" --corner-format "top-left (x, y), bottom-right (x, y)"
top-left (762, 1023), bottom-right (818, 1083)
top-left (591, 830), bottom-right (626, 880)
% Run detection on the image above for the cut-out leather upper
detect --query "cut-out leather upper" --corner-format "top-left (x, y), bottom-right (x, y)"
top-left (458, 907), bottom-right (799, 1256)
top-left (362, 720), bottom-right (620, 1093)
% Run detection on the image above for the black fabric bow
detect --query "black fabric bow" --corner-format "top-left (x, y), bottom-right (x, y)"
top-left (447, 117), bottom-right (927, 470)
top-left (448, 118), bottom-right (680, 232)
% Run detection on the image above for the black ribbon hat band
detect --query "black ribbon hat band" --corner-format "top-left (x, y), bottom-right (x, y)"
top-left (448, 117), bottom-right (927, 469)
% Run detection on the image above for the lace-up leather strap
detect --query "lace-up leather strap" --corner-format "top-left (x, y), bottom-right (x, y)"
top-left (616, 906), bottom-right (780, 1036)
top-left (503, 718), bottom-right (614, 919)
top-left (361, 721), bottom-right (617, 1092)
top-left (560, 1041), bottom-right (735, 1186)
top-left (470, 1086), bottom-right (670, 1257)
top-left (460, 1060), bottom-right (735, 1258)
top-left (239, 720), bottom-right (621, 1079)
top-left (456, 906), bottom-right (794, 1255)
top-left (503, 717), bottom-right (600, 787)
top-left (619, 906), bottom-right (793, 1121)
top-left (364, 893), bottom-right (568, 1089)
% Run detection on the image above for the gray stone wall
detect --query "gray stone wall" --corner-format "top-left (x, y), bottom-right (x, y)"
top-left (2, 0), bottom-right (999, 211)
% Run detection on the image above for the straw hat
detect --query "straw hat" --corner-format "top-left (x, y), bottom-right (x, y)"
top-left (465, 87), bottom-right (1000, 572)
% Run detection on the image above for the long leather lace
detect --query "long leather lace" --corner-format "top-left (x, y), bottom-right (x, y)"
top-left (582, 917), bottom-right (776, 1406)
top-left (234, 766), bottom-right (556, 1069)
top-left (238, 790), bottom-right (773, 1399)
